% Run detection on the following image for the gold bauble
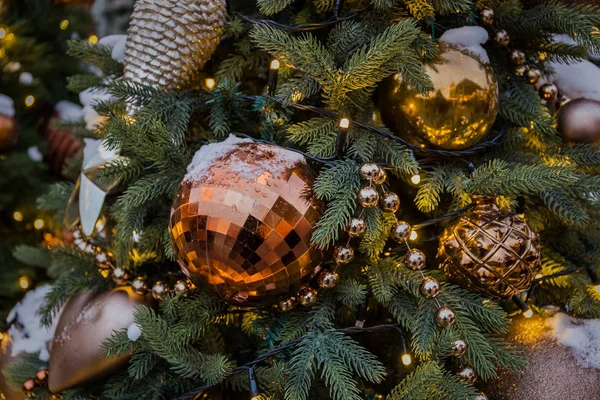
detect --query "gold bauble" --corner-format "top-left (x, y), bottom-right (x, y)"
top-left (494, 30), bottom-right (510, 46)
top-left (391, 221), bottom-right (412, 243)
top-left (452, 339), bottom-right (467, 357)
top-left (0, 114), bottom-right (18, 153)
top-left (131, 276), bottom-right (148, 296)
top-left (48, 287), bottom-right (153, 393)
top-left (151, 281), bottom-right (169, 300)
top-left (526, 68), bottom-right (541, 84)
top-left (379, 192), bottom-right (400, 213)
top-left (474, 393), bottom-right (488, 400)
top-left (480, 8), bottom-right (494, 25)
top-left (278, 297), bottom-right (297, 312)
top-left (173, 279), bottom-right (192, 296)
top-left (346, 217), bottom-right (366, 237)
top-left (111, 266), bottom-right (130, 286)
top-left (404, 248), bottom-right (426, 271)
top-left (539, 83), bottom-right (558, 100)
top-left (457, 366), bottom-right (477, 384)
top-left (438, 196), bottom-right (541, 299)
top-left (359, 162), bottom-right (386, 184)
top-left (297, 287), bottom-right (318, 306)
top-left (333, 245), bottom-right (354, 264)
top-left (358, 186), bottom-right (379, 208)
top-left (379, 46), bottom-right (498, 150)
top-left (510, 50), bottom-right (525, 66)
top-left (318, 270), bottom-right (339, 289)
top-left (435, 305), bottom-right (456, 328)
top-left (419, 276), bottom-right (440, 298)
top-left (124, 0), bottom-right (227, 90)
top-left (557, 98), bottom-right (600, 144)
top-left (169, 137), bottom-right (322, 306)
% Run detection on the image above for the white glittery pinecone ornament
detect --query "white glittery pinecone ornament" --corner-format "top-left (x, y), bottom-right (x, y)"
top-left (124, 0), bottom-right (227, 90)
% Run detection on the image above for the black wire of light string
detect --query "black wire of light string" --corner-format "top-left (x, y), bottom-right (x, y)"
top-left (173, 323), bottom-right (405, 400)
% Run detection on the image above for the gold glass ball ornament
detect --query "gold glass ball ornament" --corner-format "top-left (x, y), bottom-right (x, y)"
top-left (359, 162), bottom-right (386, 184)
top-left (480, 8), bottom-right (494, 24)
top-left (169, 136), bottom-right (323, 306)
top-left (404, 248), bottom-right (426, 271)
top-left (174, 279), bottom-right (192, 296)
top-left (318, 270), bottom-right (339, 289)
top-left (151, 281), bottom-right (169, 300)
top-left (334, 245), bottom-right (354, 264)
top-left (474, 393), bottom-right (488, 400)
top-left (298, 287), bottom-right (318, 306)
top-left (279, 297), bottom-right (297, 312)
top-left (539, 83), bottom-right (558, 100)
top-left (380, 191), bottom-right (400, 213)
top-left (358, 186), bottom-right (379, 208)
top-left (419, 276), bottom-right (441, 298)
top-left (435, 305), bottom-right (456, 328)
top-left (510, 50), bottom-right (525, 66)
top-left (526, 67), bottom-right (542, 84)
top-left (111, 267), bottom-right (130, 286)
top-left (457, 366), bottom-right (477, 384)
top-left (438, 196), bottom-right (541, 299)
top-left (379, 46), bottom-right (498, 150)
top-left (131, 276), bottom-right (148, 296)
top-left (557, 98), bottom-right (600, 144)
top-left (515, 65), bottom-right (528, 77)
top-left (391, 221), bottom-right (412, 242)
top-left (452, 339), bottom-right (467, 357)
top-left (347, 217), bottom-right (366, 237)
top-left (494, 30), bottom-right (510, 46)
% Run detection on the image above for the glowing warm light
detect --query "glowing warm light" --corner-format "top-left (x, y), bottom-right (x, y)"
top-left (24, 95), bottom-right (35, 107)
top-left (88, 34), bottom-right (99, 45)
top-left (33, 219), bottom-right (44, 230)
top-left (535, 273), bottom-right (543, 280)
top-left (205, 78), bottom-right (216, 89)
top-left (43, 233), bottom-right (53, 241)
top-left (594, 285), bottom-right (600, 293)
top-left (409, 231), bottom-right (418, 241)
top-left (13, 210), bottom-right (23, 222)
top-left (270, 59), bottom-right (280, 70)
top-left (523, 308), bottom-right (534, 318)
top-left (411, 174), bottom-right (421, 185)
top-left (59, 20), bottom-right (69, 30)
top-left (0, 332), bottom-right (4, 341)
top-left (123, 115), bottom-right (136, 125)
top-left (339, 118), bottom-right (350, 129)
top-left (401, 353), bottom-right (412, 366)
top-left (18, 276), bottom-right (31, 290)
top-left (0, 28), bottom-right (5, 39)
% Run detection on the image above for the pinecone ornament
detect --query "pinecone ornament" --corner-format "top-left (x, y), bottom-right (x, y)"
top-left (124, 0), bottom-right (227, 90)
top-left (437, 196), bottom-right (541, 299)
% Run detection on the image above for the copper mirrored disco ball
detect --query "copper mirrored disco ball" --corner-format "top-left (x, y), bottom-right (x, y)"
top-left (437, 196), bottom-right (541, 299)
top-left (169, 136), bottom-right (322, 306)
top-left (556, 98), bottom-right (600, 144)
top-left (379, 46), bottom-right (498, 150)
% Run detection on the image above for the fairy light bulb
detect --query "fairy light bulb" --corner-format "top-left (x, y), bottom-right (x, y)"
top-left (59, 20), bottom-right (69, 30)
top-left (594, 285), bottom-right (600, 293)
top-left (88, 34), bottom-right (99, 45)
top-left (33, 219), bottom-right (44, 230)
top-left (401, 353), bottom-right (412, 366)
top-left (339, 118), bottom-right (350, 129)
top-left (270, 59), bottom-right (280, 70)
top-left (409, 230), bottom-right (418, 241)
top-left (24, 95), bottom-right (35, 107)
top-left (0, 28), bottom-right (6, 39)
top-left (205, 78), bottom-right (216, 89)
top-left (523, 308), bottom-right (534, 318)
top-left (19, 276), bottom-right (32, 290)
top-left (13, 210), bottom-right (23, 222)
top-left (411, 174), bottom-right (421, 184)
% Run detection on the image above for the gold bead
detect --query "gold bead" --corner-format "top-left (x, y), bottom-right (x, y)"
top-left (515, 65), bottom-right (527, 77)
top-left (359, 162), bottom-right (386, 184)
top-left (494, 30), bottom-right (510, 46)
top-left (510, 50), bottom-right (525, 66)
top-left (358, 186), bottom-right (379, 208)
top-left (419, 276), bottom-right (440, 298)
top-left (112, 267), bottom-right (130, 286)
top-left (173, 279), bottom-right (191, 296)
top-left (435, 306), bottom-right (456, 328)
top-left (526, 68), bottom-right (541, 84)
top-left (297, 287), bottom-right (318, 306)
top-left (346, 217), bottom-right (366, 237)
top-left (475, 393), bottom-right (488, 400)
top-left (379, 191), bottom-right (400, 213)
top-left (131, 277), bottom-right (148, 296)
top-left (334, 245), bottom-right (354, 264)
top-left (404, 249), bottom-right (426, 271)
top-left (318, 270), bottom-right (339, 289)
top-left (152, 281), bottom-right (169, 300)
top-left (457, 366), bottom-right (477, 384)
top-left (391, 221), bottom-right (412, 242)
top-left (539, 83), bottom-right (558, 100)
top-left (279, 297), bottom-right (297, 312)
top-left (480, 8), bottom-right (494, 25)
top-left (452, 339), bottom-right (467, 357)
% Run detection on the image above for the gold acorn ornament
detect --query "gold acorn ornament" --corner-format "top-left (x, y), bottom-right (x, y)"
top-left (378, 45), bottom-right (498, 150)
top-left (124, 0), bottom-right (227, 90)
top-left (438, 196), bottom-right (541, 299)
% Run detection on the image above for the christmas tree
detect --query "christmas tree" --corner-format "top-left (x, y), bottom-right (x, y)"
top-left (3, 0), bottom-right (600, 399)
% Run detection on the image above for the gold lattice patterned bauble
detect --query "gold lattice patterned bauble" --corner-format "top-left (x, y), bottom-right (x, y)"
top-left (124, 0), bottom-right (227, 90)
top-left (437, 196), bottom-right (541, 299)
top-left (169, 135), bottom-right (322, 306)
top-left (378, 45), bottom-right (498, 150)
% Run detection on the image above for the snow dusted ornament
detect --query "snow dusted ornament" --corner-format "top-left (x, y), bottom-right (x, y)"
top-left (48, 287), bottom-right (152, 393)
top-left (64, 138), bottom-right (121, 236)
top-left (123, 0), bottom-right (227, 90)
top-left (169, 135), bottom-right (323, 306)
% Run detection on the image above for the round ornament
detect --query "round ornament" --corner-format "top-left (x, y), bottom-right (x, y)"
top-left (169, 135), bottom-right (322, 306)
top-left (318, 271), bottom-right (339, 289)
top-left (419, 276), bottom-right (440, 298)
top-left (0, 113), bottom-right (18, 153)
top-left (298, 287), bottom-right (318, 306)
top-left (359, 163), bottom-right (386, 184)
top-left (438, 196), bottom-right (541, 299)
top-left (404, 249), bottom-right (426, 271)
top-left (44, 121), bottom-right (81, 177)
top-left (346, 217), bottom-right (366, 237)
top-left (452, 339), bottom-right (467, 357)
top-left (379, 192), bottom-right (400, 213)
top-left (278, 297), bottom-right (297, 312)
top-left (435, 306), bottom-right (456, 328)
top-left (556, 98), bottom-right (600, 144)
top-left (358, 186), bottom-right (379, 208)
top-left (124, 0), bottom-right (227, 90)
top-left (391, 221), bottom-right (412, 243)
top-left (333, 245), bottom-right (354, 264)
top-left (378, 46), bottom-right (498, 150)
top-left (457, 366), bottom-right (477, 384)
